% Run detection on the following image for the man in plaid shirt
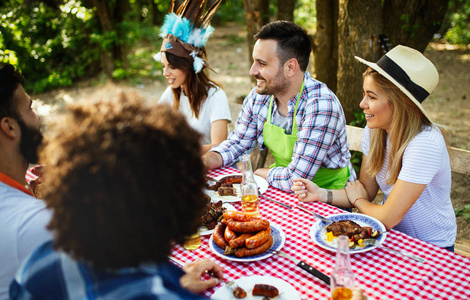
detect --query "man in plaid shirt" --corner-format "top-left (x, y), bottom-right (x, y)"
top-left (203, 21), bottom-right (355, 191)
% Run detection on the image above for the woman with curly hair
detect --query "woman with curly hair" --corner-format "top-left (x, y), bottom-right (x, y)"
top-left (292, 45), bottom-right (456, 251)
top-left (155, 0), bottom-right (231, 154)
top-left (10, 92), bottom-right (223, 299)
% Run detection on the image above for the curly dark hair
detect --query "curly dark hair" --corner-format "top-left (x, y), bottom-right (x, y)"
top-left (254, 21), bottom-right (312, 72)
top-left (40, 91), bottom-right (207, 269)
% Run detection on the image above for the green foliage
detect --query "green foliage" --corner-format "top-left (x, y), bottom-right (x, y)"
top-left (445, 0), bottom-right (470, 45)
top-left (294, 0), bottom-right (317, 31)
top-left (349, 109), bottom-right (366, 127)
top-left (0, 0), bottom-right (99, 93)
top-left (212, 0), bottom-right (245, 25)
top-left (455, 204), bottom-right (470, 221)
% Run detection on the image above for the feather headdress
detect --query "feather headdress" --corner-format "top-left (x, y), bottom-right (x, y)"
top-left (154, 0), bottom-right (222, 73)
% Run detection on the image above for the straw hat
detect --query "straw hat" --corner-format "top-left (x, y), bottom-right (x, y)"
top-left (355, 45), bottom-right (439, 121)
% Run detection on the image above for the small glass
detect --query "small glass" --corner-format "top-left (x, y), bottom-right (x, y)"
top-left (183, 231), bottom-right (201, 251)
top-left (331, 235), bottom-right (355, 300)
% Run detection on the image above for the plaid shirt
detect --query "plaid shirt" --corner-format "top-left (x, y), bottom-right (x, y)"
top-left (211, 72), bottom-right (355, 191)
top-left (10, 241), bottom-right (207, 300)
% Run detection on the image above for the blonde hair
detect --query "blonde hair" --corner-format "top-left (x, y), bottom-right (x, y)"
top-left (364, 68), bottom-right (435, 184)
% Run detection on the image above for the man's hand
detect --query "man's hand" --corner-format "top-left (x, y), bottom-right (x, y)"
top-left (253, 168), bottom-right (269, 179)
top-left (180, 259), bottom-right (224, 294)
top-left (202, 151), bottom-right (223, 170)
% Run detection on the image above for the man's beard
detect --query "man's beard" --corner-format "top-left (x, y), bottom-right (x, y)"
top-left (17, 117), bottom-right (43, 164)
top-left (255, 70), bottom-right (289, 97)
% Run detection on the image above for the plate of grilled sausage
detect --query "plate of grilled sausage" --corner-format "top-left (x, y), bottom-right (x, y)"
top-left (310, 213), bottom-right (387, 254)
top-left (209, 211), bottom-right (285, 262)
top-left (211, 275), bottom-right (300, 300)
top-left (205, 175), bottom-right (268, 202)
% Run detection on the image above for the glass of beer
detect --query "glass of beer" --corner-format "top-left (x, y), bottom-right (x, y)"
top-left (183, 231), bottom-right (201, 251)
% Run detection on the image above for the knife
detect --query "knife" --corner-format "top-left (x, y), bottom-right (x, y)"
top-left (271, 250), bottom-right (330, 285)
top-left (259, 194), bottom-right (293, 209)
top-left (296, 204), bottom-right (333, 223)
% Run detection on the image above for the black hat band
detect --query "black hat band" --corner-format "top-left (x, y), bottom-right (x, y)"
top-left (377, 55), bottom-right (429, 103)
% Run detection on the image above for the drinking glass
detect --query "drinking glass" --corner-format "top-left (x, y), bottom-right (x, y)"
top-left (183, 231), bottom-right (201, 250)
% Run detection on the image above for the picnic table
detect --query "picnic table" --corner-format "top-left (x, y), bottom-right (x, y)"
top-left (171, 167), bottom-right (470, 299)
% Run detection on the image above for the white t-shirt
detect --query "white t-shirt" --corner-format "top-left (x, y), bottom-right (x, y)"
top-left (362, 125), bottom-right (456, 248)
top-left (0, 182), bottom-right (52, 300)
top-left (158, 86), bottom-right (232, 145)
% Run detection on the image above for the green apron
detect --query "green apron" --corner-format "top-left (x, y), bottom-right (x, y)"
top-left (262, 82), bottom-right (350, 189)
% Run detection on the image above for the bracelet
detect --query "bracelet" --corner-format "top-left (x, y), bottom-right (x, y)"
top-left (353, 197), bottom-right (367, 207)
top-left (326, 189), bottom-right (333, 205)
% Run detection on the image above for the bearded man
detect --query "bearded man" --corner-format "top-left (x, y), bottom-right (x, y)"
top-left (203, 21), bottom-right (355, 192)
top-left (0, 63), bottom-right (52, 300)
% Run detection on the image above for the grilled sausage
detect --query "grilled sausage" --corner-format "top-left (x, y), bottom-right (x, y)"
top-left (229, 233), bottom-right (254, 249)
top-left (245, 226), bottom-right (271, 249)
top-left (220, 175), bottom-right (242, 185)
top-left (223, 211), bottom-right (259, 222)
top-left (224, 225), bottom-right (238, 241)
top-left (227, 219), bottom-right (270, 233)
top-left (235, 235), bottom-right (273, 257)
top-left (213, 224), bottom-right (228, 249)
top-left (252, 284), bottom-right (279, 297)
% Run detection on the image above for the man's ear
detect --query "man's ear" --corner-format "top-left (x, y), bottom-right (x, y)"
top-left (0, 117), bottom-right (20, 139)
top-left (284, 58), bottom-right (299, 77)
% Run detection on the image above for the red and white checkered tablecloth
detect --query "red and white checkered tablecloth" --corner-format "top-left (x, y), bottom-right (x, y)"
top-left (171, 167), bottom-right (470, 300)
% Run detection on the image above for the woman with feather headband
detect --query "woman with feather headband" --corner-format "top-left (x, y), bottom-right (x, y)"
top-left (154, 0), bottom-right (231, 155)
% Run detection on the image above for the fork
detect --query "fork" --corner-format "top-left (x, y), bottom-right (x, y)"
top-left (361, 239), bottom-right (426, 263)
top-left (168, 256), bottom-right (238, 289)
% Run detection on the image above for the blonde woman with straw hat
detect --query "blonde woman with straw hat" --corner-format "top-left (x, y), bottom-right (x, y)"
top-left (292, 45), bottom-right (456, 251)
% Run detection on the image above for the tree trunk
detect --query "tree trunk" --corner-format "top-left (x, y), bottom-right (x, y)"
top-left (114, 0), bottom-right (130, 69)
top-left (93, 0), bottom-right (115, 77)
top-left (244, 0), bottom-right (270, 84)
top-left (151, 0), bottom-right (166, 25)
top-left (314, 0), bottom-right (339, 92)
top-left (277, 0), bottom-right (295, 21)
top-left (337, 0), bottom-right (383, 123)
top-left (382, 0), bottom-right (449, 52)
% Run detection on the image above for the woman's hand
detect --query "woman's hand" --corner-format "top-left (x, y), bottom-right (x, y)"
top-left (180, 259), bottom-right (224, 293)
top-left (344, 180), bottom-right (369, 206)
top-left (291, 178), bottom-right (323, 202)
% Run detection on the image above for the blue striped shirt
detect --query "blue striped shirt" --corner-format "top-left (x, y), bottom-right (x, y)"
top-left (211, 72), bottom-right (355, 191)
top-left (10, 241), bottom-right (207, 300)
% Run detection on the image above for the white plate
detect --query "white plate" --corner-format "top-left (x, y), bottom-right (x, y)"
top-left (211, 275), bottom-right (301, 300)
top-left (209, 222), bottom-right (285, 262)
top-left (200, 203), bottom-right (236, 236)
top-left (309, 213), bottom-right (387, 254)
top-left (206, 174), bottom-right (268, 203)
